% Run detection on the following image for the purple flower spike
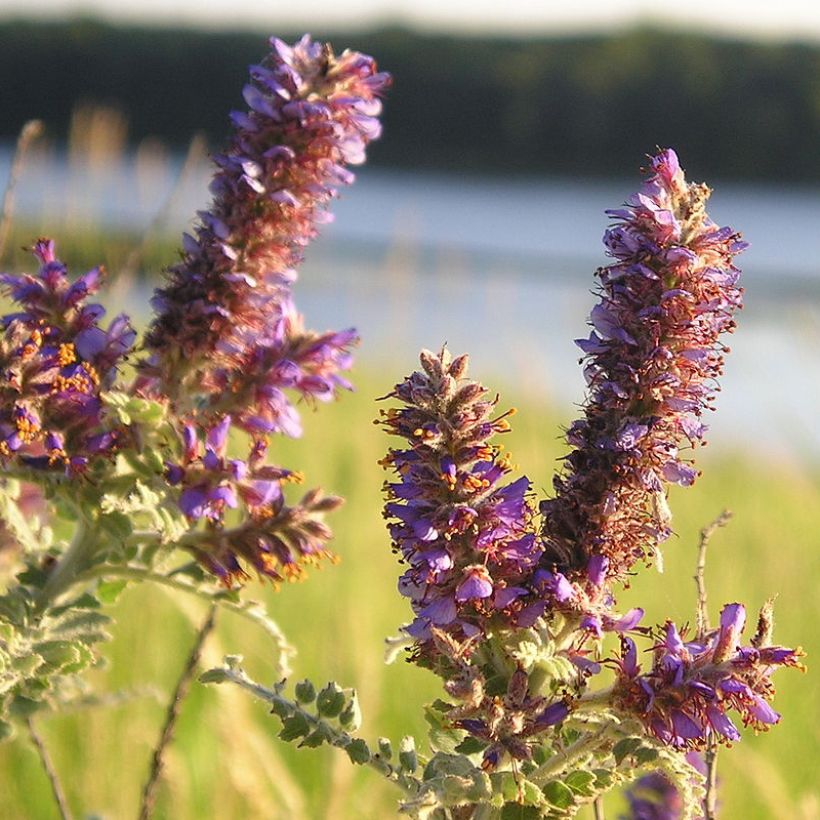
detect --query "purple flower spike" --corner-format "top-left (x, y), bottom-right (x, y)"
top-left (142, 35), bottom-right (389, 442)
top-left (541, 149), bottom-right (745, 586)
top-left (380, 348), bottom-right (541, 661)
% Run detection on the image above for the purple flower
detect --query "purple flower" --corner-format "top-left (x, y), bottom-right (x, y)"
top-left (541, 149), bottom-right (745, 588)
top-left (0, 242), bottom-right (134, 471)
top-left (614, 603), bottom-right (803, 749)
top-left (142, 35), bottom-right (388, 443)
top-left (380, 349), bottom-right (543, 658)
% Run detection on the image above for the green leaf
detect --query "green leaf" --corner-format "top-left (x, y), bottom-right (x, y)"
top-left (279, 713), bottom-right (311, 742)
top-left (9, 696), bottom-right (42, 718)
top-left (398, 735), bottom-right (418, 773)
top-left (199, 668), bottom-right (230, 685)
top-left (294, 679), bottom-right (317, 704)
top-left (299, 722), bottom-right (334, 748)
top-left (491, 771), bottom-right (521, 803)
top-left (97, 579), bottom-right (128, 604)
top-left (424, 702), bottom-right (463, 754)
top-left (71, 592), bottom-right (102, 610)
top-left (564, 770), bottom-right (596, 796)
top-left (316, 682), bottom-right (345, 718)
top-left (542, 779), bottom-right (574, 809)
top-left (634, 746), bottom-right (660, 765)
top-left (613, 737), bottom-right (642, 765)
top-left (454, 735), bottom-right (487, 755)
top-left (98, 511), bottom-right (133, 540)
top-left (32, 641), bottom-right (81, 671)
top-left (15, 567), bottom-right (49, 588)
top-left (346, 738), bottom-right (371, 765)
top-left (339, 691), bottom-right (362, 732)
top-left (501, 804), bottom-right (541, 820)
top-left (593, 768), bottom-right (613, 789)
top-left (11, 654), bottom-right (43, 676)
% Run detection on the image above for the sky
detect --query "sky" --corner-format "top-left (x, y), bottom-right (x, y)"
top-left (3, 0), bottom-right (820, 41)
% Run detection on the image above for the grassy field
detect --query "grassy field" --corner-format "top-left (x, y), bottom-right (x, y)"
top-left (0, 368), bottom-right (816, 820)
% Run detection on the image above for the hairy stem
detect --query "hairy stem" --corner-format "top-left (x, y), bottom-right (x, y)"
top-left (531, 724), bottom-right (617, 785)
top-left (212, 666), bottom-right (414, 792)
top-left (138, 604), bottom-right (218, 820)
top-left (693, 509), bottom-right (731, 819)
top-left (37, 517), bottom-right (92, 611)
top-left (694, 509), bottom-right (732, 638)
top-left (26, 716), bottom-right (73, 820)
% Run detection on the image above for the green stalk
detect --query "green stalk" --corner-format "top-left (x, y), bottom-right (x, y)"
top-left (36, 517), bottom-right (94, 611)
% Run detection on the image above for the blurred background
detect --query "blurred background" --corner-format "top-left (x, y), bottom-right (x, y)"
top-left (0, 2), bottom-right (818, 818)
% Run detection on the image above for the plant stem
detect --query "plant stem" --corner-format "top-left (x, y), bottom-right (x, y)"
top-left (593, 796), bottom-right (606, 820)
top-left (37, 517), bottom-right (91, 611)
top-left (213, 666), bottom-right (413, 791)
top-left (693, 509), bottom-right (731, 820)
top-left (531, 724), bottom-right (615, 785)
top-left (73, 563), bottom-right (296, 675)
top-left (694, 509), bottom-right (732, 638)
top-left (138, 604), bottom-right (218, 820)
top-left (703, 742), bottom-right (719, 820)
top-left (26, 716), bottom-right (73, 820)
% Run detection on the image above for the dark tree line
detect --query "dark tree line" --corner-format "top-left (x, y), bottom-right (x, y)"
top-left (1, 17), bottom-right (818, 181)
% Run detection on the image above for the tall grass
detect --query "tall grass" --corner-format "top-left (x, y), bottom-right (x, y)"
top-left (0, 372), bottom-right (816, 819)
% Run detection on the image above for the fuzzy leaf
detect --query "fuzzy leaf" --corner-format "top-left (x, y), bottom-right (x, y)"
top-left (634, 746), bottom-right (660, 765)
top-left (32, 641), bottom-right (81, 672)
top-left (294, 679), bottom-right (317, 704)
top-left (199, 668), bottom-right (230, 684)
top-left (339, 691), bottom-right (362, 732)
top-left (316, 682), bottom-right (345, 718)
top-left (399, 735), bottom-right (418, 773)
top-left (97, 579), bottom-right (128, 604)
top-left (98, 511), bottom-right (133, 540)
top-left (542, 779), bottom-right (574, 809)
top-left (300, 722), bottom-right (334, 748)
top-left (346, 738), bottom-right (371, 765)
top-left (564, 770), bottom-right (596, 796)
top-left (501, 805), bottom-right (541, 820)
top-left (279, 713), bottom-right (311, 742)
top-left (613, 737), bottom-right (643, 765)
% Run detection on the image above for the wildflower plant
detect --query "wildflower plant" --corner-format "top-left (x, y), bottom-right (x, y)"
top-left (205, 149), bottom-right (802, 819)
top-left (0, 30), bottom-right (387, 792)
top-left (0, 31), bottom-right (803, 820)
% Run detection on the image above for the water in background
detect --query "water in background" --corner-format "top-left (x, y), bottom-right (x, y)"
top-left (2, 146), bottom-right (819, 460)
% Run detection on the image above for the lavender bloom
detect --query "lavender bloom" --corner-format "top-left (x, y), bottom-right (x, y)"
top-left (143, 35), bottom-right (389, 438)
top-left (541, 150), bottom-right (745, 586)
top-left (614, 602), bottom-right (803, 749)
top-left (0, 240), bottom-right (135, 472)
top-left (166, 416), bottom-right (342, 585)
top-left (380, 349), bottom-right (552, 660)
